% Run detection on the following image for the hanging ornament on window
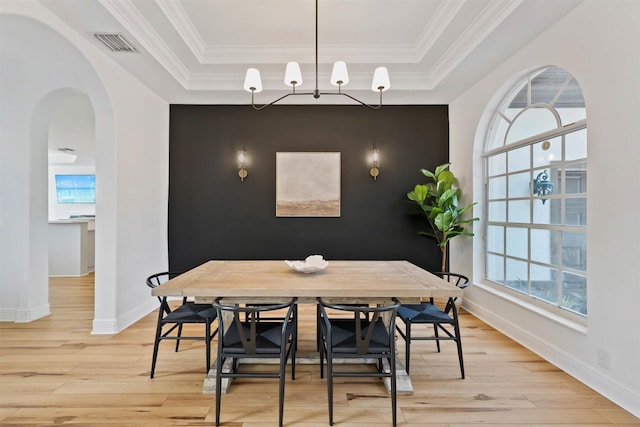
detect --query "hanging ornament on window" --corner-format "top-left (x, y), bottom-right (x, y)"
top-left (533, 170), bottom-right (554, 204)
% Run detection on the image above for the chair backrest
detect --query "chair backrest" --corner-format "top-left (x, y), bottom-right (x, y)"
top-left (317, 298), bottom-right (400, 355)
top-left (431, 272), bottom-right (470, 289)
top-left (146, 271), bottom-right (184, 306)
top-left (430, 272), bottom-right (470, 313)
top-left (213, 298), bottom-right (297, 355)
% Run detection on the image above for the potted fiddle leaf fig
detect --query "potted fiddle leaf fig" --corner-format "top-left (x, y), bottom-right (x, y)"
top-left (407, 163), bottom-right (478, 272)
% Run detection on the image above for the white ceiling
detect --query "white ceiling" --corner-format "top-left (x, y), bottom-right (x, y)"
top-left (40, 0), bottom-right (582, 105)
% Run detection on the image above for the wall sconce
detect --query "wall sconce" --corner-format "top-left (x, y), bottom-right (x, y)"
top-left (237, 150), bottom-right (248, 181)
top-left (369, 148), bottom-right (380, 180)
top-left (533, 169), bottom-right (553, 203)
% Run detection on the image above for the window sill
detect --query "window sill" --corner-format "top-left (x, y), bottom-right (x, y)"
top-left (473, 281), bottom-right (587, 335)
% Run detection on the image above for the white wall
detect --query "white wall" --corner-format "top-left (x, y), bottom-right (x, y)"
top-left (0, 1), bottom-right (169, 332)
top-left (449, 0), bottom-right (640, 416)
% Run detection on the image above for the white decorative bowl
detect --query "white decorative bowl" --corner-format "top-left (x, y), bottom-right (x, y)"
top-left (285, 255), bottom-right (329, 274)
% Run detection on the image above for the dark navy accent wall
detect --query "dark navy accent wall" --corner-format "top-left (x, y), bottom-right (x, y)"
top-left (168, 105), bottom-right (448, 273)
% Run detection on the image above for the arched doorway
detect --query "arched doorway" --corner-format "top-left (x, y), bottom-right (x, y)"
top-left (0, 13), bottom-right (114, 329)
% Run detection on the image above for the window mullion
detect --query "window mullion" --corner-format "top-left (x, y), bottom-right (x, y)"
top-left (483, 119), bottom-right (587, 158)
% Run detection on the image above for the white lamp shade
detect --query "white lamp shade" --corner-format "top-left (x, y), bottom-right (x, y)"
top-left (371, 67), bottom-right (390, 92)
top-left (284, 62), bottom-right (303, 87)
top-left (244, 68), bottom-right (262, 92)
top-left (330, 61), bottom-right (349, 86)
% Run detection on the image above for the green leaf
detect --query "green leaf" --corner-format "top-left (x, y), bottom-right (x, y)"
top-left (439, 188), bottom-right (457, 206)
top-left (420, 168), bottom-right (435, 180)
top-left (434, 211), bottom-right (453, 231)
top-left (430, 207), bottom-right (444, 217)
top-left (438, 170), bottom-right (455, 188)
top-left (434, 163), bottom-right (450, 177)
top-left (425, 182), bottom-right (437, 197)
top-left (407, 184), bottom-right (427, 203)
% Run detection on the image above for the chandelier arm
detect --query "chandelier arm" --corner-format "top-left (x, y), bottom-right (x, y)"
top-left (251, 92), bottom-right (316, 111)
top-left (318, 92), bottom-right (383, 110)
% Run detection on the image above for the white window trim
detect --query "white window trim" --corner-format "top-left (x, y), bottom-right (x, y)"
top-left (475, 279), bottom-right (587, 333)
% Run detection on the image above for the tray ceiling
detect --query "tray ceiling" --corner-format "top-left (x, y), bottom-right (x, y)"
top-left (40, 0), bottom-right (582, 104)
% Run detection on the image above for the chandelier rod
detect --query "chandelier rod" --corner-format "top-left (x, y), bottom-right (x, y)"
top-left (314, 0), bottom-right (320, 99)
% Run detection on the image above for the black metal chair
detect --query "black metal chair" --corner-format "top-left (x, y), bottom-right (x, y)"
top-left (317, 298), bottom-right (401, 427)
top-left (146, 272), bottom-right (218, 378)
top-left (212, 297), bottom-right (298, 427)
top-left (316, 303), bottom-right (369, 351)
top-left (395, 272), bottom-right (470, 378)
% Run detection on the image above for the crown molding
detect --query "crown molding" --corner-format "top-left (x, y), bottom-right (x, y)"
top-left (156, 0), bottom-right (205, 59)
top-left (427, 0), bottom-right (523, 86)
top-left (413, 0), bottom-right (466, 60)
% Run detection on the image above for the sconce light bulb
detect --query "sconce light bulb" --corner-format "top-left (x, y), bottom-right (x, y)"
top-left (370, 167), bottom-right (379, 180)
top-left (372, 150), bottom-right (379, 163)
top-left (238, 151), bottom-right (246, 164)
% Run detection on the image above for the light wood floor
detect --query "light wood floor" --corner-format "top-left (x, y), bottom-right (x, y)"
top-left (1, 275), bottom-right (638, 426)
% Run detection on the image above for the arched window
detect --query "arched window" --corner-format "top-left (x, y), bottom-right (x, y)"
top-left (483, 66), bottom-right (587, 317)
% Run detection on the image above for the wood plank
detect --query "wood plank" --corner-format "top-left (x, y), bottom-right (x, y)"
top-left (401, 407), bottom-right (611, 424)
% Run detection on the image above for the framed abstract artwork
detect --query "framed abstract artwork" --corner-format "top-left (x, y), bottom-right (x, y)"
top-left (276, 152), bottom-right (341, 217)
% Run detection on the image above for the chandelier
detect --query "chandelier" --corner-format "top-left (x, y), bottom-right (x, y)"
top-left (243, 0), bottom-right (391, 110)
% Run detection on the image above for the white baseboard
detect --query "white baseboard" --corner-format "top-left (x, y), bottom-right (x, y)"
top-left (0, 310), bottom-right (15, 322)
top-left (463, 298), bottom-right (640, 418)
top-left (91, 318), bottom-right (118, 334)
top-left (91, 298), bottom-right (158, 334)
top-left (118, 298), bottom-right (159, 331)
top-left (0, 304), bottom-right (51, 322)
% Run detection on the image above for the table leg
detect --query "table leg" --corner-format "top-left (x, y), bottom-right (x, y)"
top-left (202, 358), bottom-right (234, 395)
top-left (202, 355), bottom-right (414, 395)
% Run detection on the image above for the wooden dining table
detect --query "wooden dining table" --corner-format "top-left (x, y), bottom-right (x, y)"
top-left (151, 259), bottom-right (464, 395)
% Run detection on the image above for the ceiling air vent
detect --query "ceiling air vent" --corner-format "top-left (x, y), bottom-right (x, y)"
top-left (93, 33), bottom-right (138, 53)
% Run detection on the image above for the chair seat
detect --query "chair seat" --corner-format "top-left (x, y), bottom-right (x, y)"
top-left (223, 321), bottom-right (295, 354)
top-left (162, 303), bottom-right (217, 324)
top-left (328, 319), bottom-right (392, 354)
top-left (397, 303), bottom-right (454, 323)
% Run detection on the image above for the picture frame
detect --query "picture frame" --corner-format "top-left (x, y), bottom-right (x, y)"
top-left (276, 152), bottom-right (341, 217)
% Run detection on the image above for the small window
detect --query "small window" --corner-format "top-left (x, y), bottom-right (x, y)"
top-left (55, 174), bottom-right (96, 204)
